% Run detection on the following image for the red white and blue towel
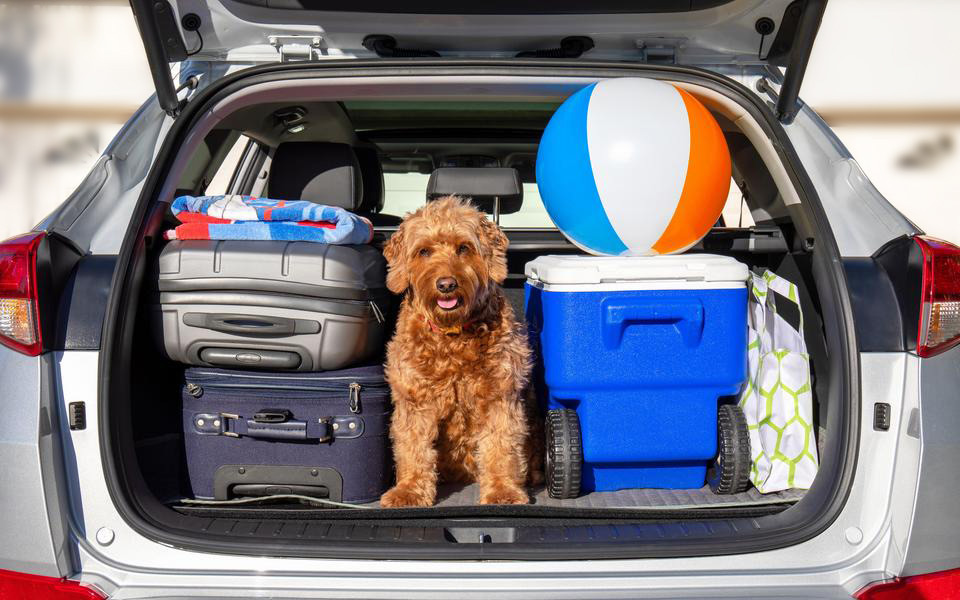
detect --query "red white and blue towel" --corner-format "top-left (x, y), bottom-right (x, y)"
top-left (164, 195), bottom-right (374, 245)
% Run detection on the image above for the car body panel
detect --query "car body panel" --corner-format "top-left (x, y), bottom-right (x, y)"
top-left (903, 344), bottom-right (960, 576)
top-left (781, 103), bottom-right (920, 258)
top-left (37, 96), bottom-right (173, 255)
top-left (0, 350), bottom-right (71, 577)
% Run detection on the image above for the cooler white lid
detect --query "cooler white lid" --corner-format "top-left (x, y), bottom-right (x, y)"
top-left (525, 254), bottom-right (749, 286)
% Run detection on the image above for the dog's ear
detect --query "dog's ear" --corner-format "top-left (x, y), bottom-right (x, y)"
top-left (479, 217), bottom-right (509, 284)
top-left (383, 227), bottom-right (409, 293)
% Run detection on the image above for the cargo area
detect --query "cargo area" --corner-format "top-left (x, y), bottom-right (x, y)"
top-left (100, 65), bottom-right (853, 558)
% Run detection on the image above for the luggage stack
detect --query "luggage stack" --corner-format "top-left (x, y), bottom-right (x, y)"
top-left (155, 142), bottom-right (394, 504)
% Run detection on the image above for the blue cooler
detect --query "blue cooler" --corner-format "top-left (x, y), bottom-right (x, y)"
top-left (525, 254), bottom-right (749, 492)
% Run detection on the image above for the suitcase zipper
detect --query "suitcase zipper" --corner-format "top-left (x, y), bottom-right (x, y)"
top-left (184, 379), bottom-right (383, 407)
top-left (369, 300), bottom-right (385, 324)
top-left (349, 382), bottom-right (361, 413)
top-left (187, 370), bottom-right (386, 386)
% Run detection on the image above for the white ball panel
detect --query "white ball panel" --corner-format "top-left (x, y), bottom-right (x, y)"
top-left (586, 78), bottom-right (690, 254)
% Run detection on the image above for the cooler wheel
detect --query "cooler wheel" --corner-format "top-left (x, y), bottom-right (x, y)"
top-left (708, 404), bottom-right (752, 494)
top-left (545, 408), bottom-right (582, 499)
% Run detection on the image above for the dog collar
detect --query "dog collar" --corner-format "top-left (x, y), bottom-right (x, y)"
top-left (422, 316), bottom-right (475, 336)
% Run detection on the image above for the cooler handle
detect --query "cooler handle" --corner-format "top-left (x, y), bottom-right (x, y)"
top-left (601, 299), bottom-right (704, 348)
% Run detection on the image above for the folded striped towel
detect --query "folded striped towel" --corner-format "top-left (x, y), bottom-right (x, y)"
top-left (164, 195), bottom-right (373, 245)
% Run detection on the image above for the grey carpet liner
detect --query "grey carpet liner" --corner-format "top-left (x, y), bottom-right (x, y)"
top-left (363, 484), bottom-right (805, 509)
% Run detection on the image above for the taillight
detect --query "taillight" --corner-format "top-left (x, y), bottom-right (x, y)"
top-left (0, 232), bottom-right (44, 356)
top-left (0, 568), bottom-right (106, 599)
top-left (915, 236), bottom-right (960, 358)
top-left (854, 567), bottom-right (960, 599)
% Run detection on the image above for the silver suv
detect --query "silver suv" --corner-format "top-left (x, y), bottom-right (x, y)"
top-left (1, 0), bottom-right (958, 597)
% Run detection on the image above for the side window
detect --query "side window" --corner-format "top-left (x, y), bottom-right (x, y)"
top-left (204, 135), bottom-right (253, 195)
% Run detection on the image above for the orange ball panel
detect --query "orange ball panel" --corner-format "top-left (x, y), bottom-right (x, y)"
top-left (651, 87), bottom-right (732, 255)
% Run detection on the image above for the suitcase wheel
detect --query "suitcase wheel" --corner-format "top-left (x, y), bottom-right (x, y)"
top-left (708, 404), bottom-right (752, 494)
top-left (545, 408), bottom-right (582, 499)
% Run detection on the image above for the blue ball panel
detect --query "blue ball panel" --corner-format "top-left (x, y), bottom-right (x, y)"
top-left (536, 84), bottom-right (627, 255)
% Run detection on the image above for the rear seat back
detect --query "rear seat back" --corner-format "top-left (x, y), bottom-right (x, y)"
top-left (354, 146), bottom-right (385, 214)
top-left (268, 142), bottom-right (362, 210)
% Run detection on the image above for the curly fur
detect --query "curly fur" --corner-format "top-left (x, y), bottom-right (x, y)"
top-left (380, 196), bottom-right (542, 507)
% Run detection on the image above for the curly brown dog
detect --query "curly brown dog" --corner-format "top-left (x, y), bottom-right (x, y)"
top-left (379, 196), bottom-right (540, 507)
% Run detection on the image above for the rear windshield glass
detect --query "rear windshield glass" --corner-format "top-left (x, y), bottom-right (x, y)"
top-left (383, 172), bottom-right (553, 228)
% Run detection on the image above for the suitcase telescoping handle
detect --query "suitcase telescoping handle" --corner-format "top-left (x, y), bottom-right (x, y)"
top-left (182, 312), bottom-right (320, 337)
top-left (601, 298), bottom-right (705, 349)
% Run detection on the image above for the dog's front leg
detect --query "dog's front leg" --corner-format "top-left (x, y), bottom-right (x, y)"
top-left (380, 396), bottom-right (440, 508)
top-left (476, 398), bottom-right (530, 505)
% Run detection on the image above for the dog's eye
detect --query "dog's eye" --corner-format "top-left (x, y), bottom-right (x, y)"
top-left (417, 247), bottom-right (431, 258)
top-left (457, 244), bottom-right (471, 255)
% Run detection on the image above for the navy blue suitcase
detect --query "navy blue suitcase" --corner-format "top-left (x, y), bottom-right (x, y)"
top-left (182, 364), bottom-right (392, 503)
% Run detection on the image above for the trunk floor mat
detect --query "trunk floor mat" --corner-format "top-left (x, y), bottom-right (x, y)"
top-left (365, 484), bottom-right (805, 509)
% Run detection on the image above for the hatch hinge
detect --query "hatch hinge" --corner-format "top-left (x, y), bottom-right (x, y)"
top-left (269, 35), bottom-right (327, 62)
top-left (635, 38), bottom-right (681, 65)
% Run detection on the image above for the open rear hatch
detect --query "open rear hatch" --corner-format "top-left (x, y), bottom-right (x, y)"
top-left (130, 0), bottom-right (825, 121)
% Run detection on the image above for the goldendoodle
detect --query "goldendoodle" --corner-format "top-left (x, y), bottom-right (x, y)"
top-left (379, 196), bottom-right (540, 507)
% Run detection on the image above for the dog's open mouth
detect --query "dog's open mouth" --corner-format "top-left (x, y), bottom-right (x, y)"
top-left (436, 296), bottom-right (460, 310)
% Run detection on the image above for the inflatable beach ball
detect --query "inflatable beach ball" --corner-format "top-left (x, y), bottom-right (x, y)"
top-left (536, 78), bottom-right (731, 256)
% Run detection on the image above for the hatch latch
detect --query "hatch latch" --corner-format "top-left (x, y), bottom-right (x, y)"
top-left (636, 38), bottom-right (681, 64)
top-left (269, 35), bottom-right (326, 62)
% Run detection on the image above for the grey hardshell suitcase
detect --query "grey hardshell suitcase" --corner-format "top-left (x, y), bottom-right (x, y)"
top-left (155, 240), bottom-right (388, 371)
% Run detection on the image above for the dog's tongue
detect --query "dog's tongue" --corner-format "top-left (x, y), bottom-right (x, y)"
top-left (437, 297), bottom-right (459, 309)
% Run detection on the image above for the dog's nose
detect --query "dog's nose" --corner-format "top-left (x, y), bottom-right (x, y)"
top-left (436, 277), bottom-right (458, 293)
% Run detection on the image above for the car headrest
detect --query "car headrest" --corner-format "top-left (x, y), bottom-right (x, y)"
top-left (354, 146), bottom-right (385, 214)
top-left (425, 167), bottom-right (523, 214)
top-left (268, 142), bottom-right (362, 210)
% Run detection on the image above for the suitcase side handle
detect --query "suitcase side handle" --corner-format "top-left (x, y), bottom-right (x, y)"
top-left (182, 312), bottom-right (320, 337)
top-left (601, 298), bottom-right (704, 349)
top-left (233, 414), bottom-right (331, 442)
top-left (195, 413), bottom-right (366, 442)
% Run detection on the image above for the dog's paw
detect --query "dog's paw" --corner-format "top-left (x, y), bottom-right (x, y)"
top-left (380, 485), bottom-right (434, 508)
top-left (478, 485), bottom-right (529, 505)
